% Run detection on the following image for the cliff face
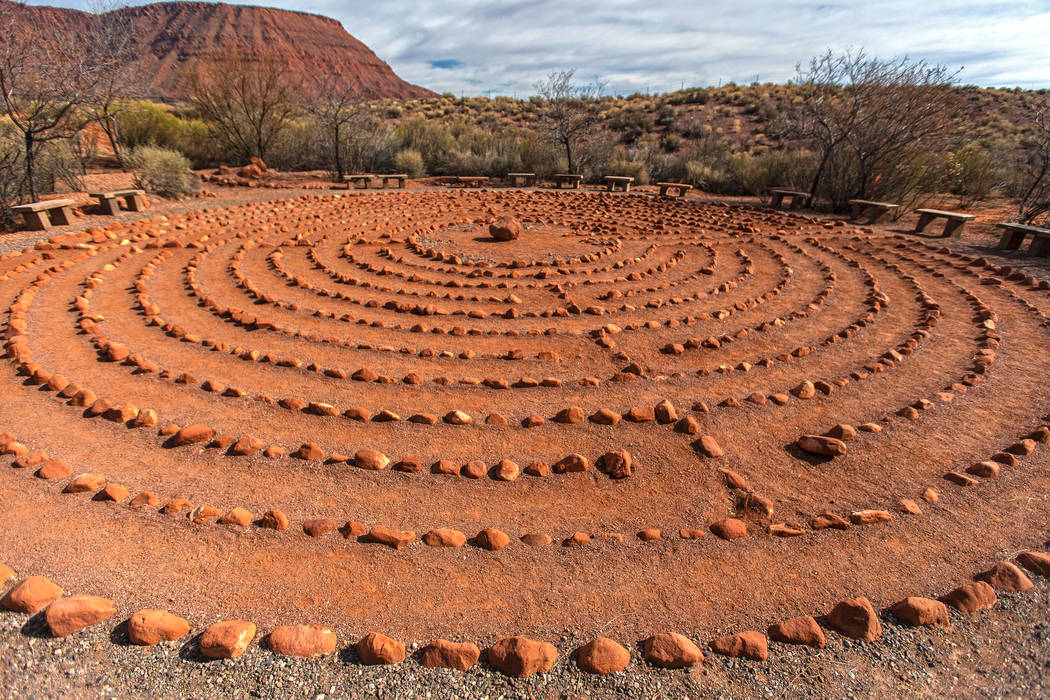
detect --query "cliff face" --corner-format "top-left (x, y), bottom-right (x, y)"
top-left (5, 1), bottom-right (433, 101)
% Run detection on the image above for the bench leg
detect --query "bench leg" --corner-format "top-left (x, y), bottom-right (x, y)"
top-left (998, 231), bottom-right (1023, 250)
top-left (126, 194), bottom-right (146, 212)
top-left (942, 219), bottom-right (966, 238)
top-left (914, 213), bottom-right (934, 233)
top-left (50, 206), bottom-right (73, 226)
top-left (1029, 237), bottom-right (1050, 257)
top-left (97, 197), bottom-right (120, 216)
top-left (771, 193), bottom-right (784, 208)
top-left (19, 210), bottom-right (50, 231)
top-left (624, 183), bottom-right (631, 193)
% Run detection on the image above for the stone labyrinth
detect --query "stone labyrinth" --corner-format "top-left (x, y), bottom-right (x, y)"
top-left (2, 189), bottom-right (1050, 663)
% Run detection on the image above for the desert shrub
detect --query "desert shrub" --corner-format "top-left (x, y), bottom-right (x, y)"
top-left (949, 142), bottom-right (1008, 207)
top-left (393, 148), bottom-right (425, 177)
top-left (125, 145), bottom-right (200, 198)
top-left (266, 118), bottom-right (329, 172)
top-left (603, 157), bottom-right (649, 185)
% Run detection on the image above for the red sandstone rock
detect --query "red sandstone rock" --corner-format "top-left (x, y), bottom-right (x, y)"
top-left (576, 637), bottom-right (630, 674)
top-left (487, 636), bottom-right (557, 677)
top-left (520, 533), bottom-right (551, 547)
top-left (710, 518), bottom-right (746, 540)
top-left (423, 528), bottom-right (467, 547)
top-left (598, 450), bottom-right (632, 479)
top-left (1016, 551), bottom-right (1050, 577)
top-left (489, 216), bottom-right (522, 241)
top-left (699, 435), bottom-right (724, 458)
top-left (475, 528), bottom-right (511, 550)
top-left (357, 632), bottom-right (405, 665)
top-left (942, 581), bottom-right (997, 613)
top-left (354, 449), bottom-right (390, 470)
top-left (127, 609), bottom-right (190, 645)
top-left (259, 509), bottom-right (289, 530)
top-left (891, 597), bottom-right (949, 626)
top-left (642, 633), bottom-right (703, 667)
top-left (708, 631), bottom-right (768, 660)
top-left (63, 473), bottom-right (105, 493)
top-left (798, 435), bottom-right (847, 457)
top-left (768, 615), bottom-right (825, 648)
top-left (1, 576), bottom-right (63, 613)
top-left (303, 519), bottom-right (338, 537)
top-left (828, 597), bottom-right (882, 641)
top-left (219, 507), bottom-right (253, 527)
top-left (977, 562), bottom-right (1033, 592)
top-left (199, 620), bottom-right (256, 659)
top-left (368, 525), bottom-right (414, 549)
top-left (267, 625), bottom-right (337, 657)
top-left (45, 595), bottom-right (116, 637)
top-left (420, 639), bottom-right (481, 670)
top-left (553, 453), bottom-right (589, 473)
top-left (170, 424), bottom-right (213, 447)
top-left (35, 459), bottom-right (72, 480)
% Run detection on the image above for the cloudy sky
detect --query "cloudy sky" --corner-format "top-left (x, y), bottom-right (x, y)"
top-left (32, 0), bottom-right (1050, 95)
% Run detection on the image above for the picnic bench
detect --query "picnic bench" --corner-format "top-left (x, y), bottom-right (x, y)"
top-left (996, 222), bottom-right (1050, 257)
top-left (452, 176), bottom-right (489, 188)
top-left (603, 175), bottom-right (634, 192)
top-left (11, 199), bottom-right (76, 231)
top-left (89, 189), bottom-right (146, 216)
top-left (848, 199), bottom-right (900, 225)
top-left (914, 208), bottom-right (976, 238)
top-left (657, 182), bottom-right (693, 198)
top-left (553, 173), bottom-right (583, 190)
top-left (506, 172), bottom-right (537, 187)
top-left (768, 188), bottom-right (811, 209)
top-left (340, 173), bottom-right (407, 190)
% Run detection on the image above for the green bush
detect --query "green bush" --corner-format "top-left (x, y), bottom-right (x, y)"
top-left (393, 148), bottom-right (425, 177)
top-left (125, 145), bottom-right (200, 198)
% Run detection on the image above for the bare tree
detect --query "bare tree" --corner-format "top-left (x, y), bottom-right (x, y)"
top-left (533, 70), bottom-right (606, 174)
top-left (1015, 102), bottom-right (1050, 225)
top-left (0, 2), bottom-right (96, 200)
top-left (188, 51), bottom-right (296, 164)
top-left (301, 70), bottom-right (363, 178)
top-left (779, 49), bottom-right (961, 209)
top-left (83, 1), bottom-right (144, 167)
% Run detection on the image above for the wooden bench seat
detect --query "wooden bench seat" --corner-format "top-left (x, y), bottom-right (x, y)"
top-left (657, 182), bottom-right (693, 198)
top-left (914, 208), bottom-right (976, 238)
top-left (553, 173), bottom-right (583, 190)
top-left (11, 199), bottom-right (76, 231)
top-left (506, 172), bottom-right (537, 187)
top-left (89, 189), bottom-right (146, 216)
top-left (341, 174), bottom-right (407, 190)
top-left (603, 175), bottom-right (634, 192)
top-left (848, 199), bottom-right (900, 224)
top-left (997, 222), bottom-right (1050, 257)
top-left (452, 176), bottom-right (489, 188)
top-left (768, 188), bottom-right (811, 209)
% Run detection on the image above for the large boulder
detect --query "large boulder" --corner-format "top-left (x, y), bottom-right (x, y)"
top-left (489, 216), bottom-right (522, 241)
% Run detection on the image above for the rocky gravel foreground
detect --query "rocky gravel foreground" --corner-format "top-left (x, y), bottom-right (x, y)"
top-left (1, 578), bottom-right (1047, 699)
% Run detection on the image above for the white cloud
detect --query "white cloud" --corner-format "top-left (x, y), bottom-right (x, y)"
top-left (30, 0), bottom-right (1050, 95)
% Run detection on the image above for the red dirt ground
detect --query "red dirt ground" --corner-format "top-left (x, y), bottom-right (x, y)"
top-left (2, 179), bottom-right (1049, 653)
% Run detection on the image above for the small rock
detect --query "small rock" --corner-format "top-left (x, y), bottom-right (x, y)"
top-left (267, 625), bottom-right (337, 657)
top-left (850, 510), bottom-right (891, 525)
top-left (302, 519), bottom-right (338, 537)
top-left (891, 597), bottom-right (949, 626)
top-left (127, 609), bottom-right (190, 645)
top-left (199, 621), bottom-right (256, 659)
top-left (576, 637), bottom-right (630, 674)
top-left (1016, 551), bottom-right (1050, 577)
top-left (219, 507), bottom-right (253, 527)
top-left (423, 528), bottom-right (467, 547)
top-left (354, 449), bottom-right (390, 470)
top-left (598, 450), bottom-right (632, 479)
top-left (768, 616), bottom-right (825, 648)
top-left (710, 518), bottom-right (746, 540)
top-left (368, 525), bottom-right (414, 549)
top-left (520, 533), bottom-right (551, 547)
top-left (798, 435), bottom-right (847, 457)
top-left (942, 581), bottom-right (997, 613)
top-left (1, 576), bottom-right (62, 613)
top-left (420, 639), bottom-right (481, 670)
top-left (170, 424), bottom-right (213, 447)
top-left (258, 509), bottom-right (289, 530)
top-left (642, 633), bottom-right (703, 668)
top-left (698, 435), bottom-right (723, 458)
top-left (828, 597), bottom-right (882, 641)
top-left (708, 631), bottom-right (768, 661)
top-left (45, 595), bottom-right (116, 637)
top-left (357, 632), bottom-right (405, 665)
top-left (487, 636), bottom-right (557, 677)
top-left (475, 528), bottom-right (511, 550)
top-left (977, 561), bottom-right (1034, 592)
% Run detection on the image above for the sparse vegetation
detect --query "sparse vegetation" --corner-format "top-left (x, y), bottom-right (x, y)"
top-left (125, 144), bottom-right (200, 198)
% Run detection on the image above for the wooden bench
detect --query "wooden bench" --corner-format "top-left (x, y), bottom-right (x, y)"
top-left (506, 172), bottom-right (537, 187)
top-left (997, 222), bottom-right (1050, 256)
top-left (379, 174), bottom-right (407, 189)
top-left (553, 173), bottom-right (583, 190)
top-left (603, 175), bottom-right (634, 192)
top-left (914, 208), bottom-right (976, 238)
top-left (89, 189), bottom-right (146, 216)
top-left (768, 188), bottom-right (811, 209)
top-left (848, 199), bottom-right (900, 224)
top-left (340, 174), bottom-right (373, 189)
top-left (657, 182), bottom-right (693, 198)
top-left (11, 199), bottom-right (76, 231)
top-left (452, 176), bottom-right (489, 188)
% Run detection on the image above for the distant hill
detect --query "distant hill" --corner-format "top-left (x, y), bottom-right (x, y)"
top-left (5, 0), bottom-right (434, 101)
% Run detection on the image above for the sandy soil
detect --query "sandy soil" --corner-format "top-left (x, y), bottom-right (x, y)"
top-left (1, 176), bottom-right (1049, 692)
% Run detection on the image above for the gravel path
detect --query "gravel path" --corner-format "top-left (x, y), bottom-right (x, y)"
top-left (1, 576), bottom-right (1048, 699)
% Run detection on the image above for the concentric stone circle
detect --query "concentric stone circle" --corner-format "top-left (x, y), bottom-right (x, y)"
top-left (1, 188), bottom-right (1049, 662)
